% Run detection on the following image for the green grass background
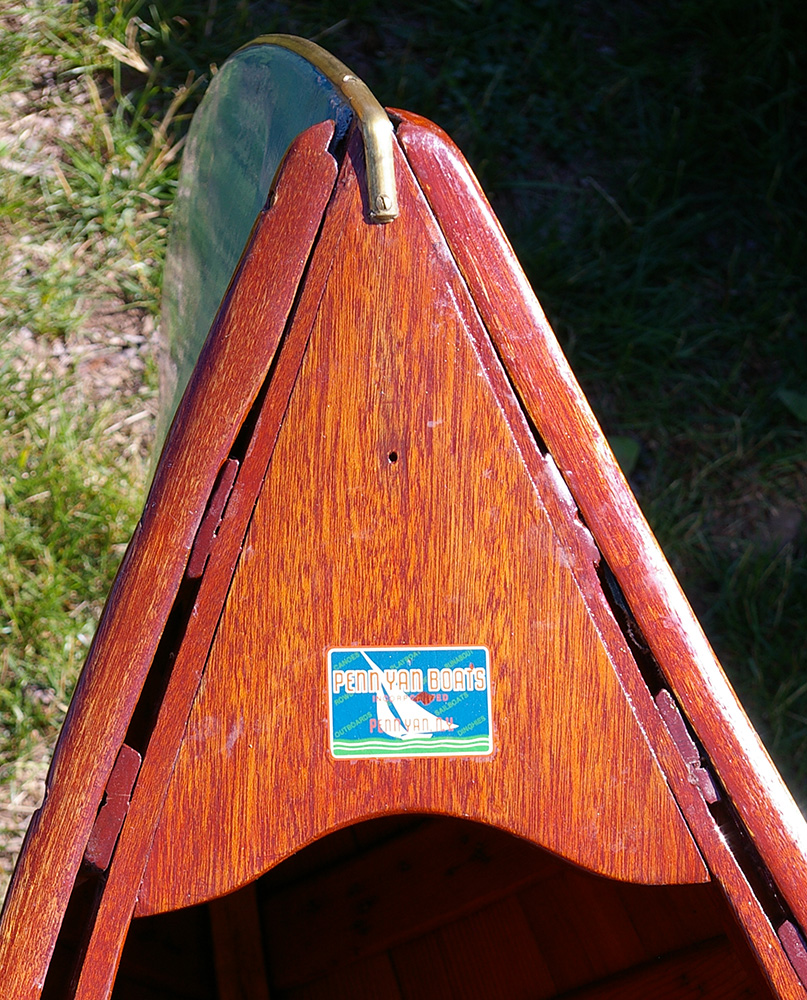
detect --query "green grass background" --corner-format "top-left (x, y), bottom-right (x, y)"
top-left (1, 0), bottom-right (805, 809)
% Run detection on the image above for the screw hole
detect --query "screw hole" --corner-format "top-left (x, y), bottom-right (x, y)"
top-left (388, 451), bottom-right (398, 464)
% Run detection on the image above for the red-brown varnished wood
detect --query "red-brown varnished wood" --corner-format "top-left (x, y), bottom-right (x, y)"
top-left (83, 744), bottom-right (141, 871)
top-left (283, 953), bottom-right (404, 1000)
top-left (393, 110), bottom-right (807, 940)
top-left (135, 127), bottom-right (706, 919)
top-left (519, 876), bottom-right (724, 994)
top-left (0, 120), bottom-right (339, 1000)
top-left (556, 939), bottom-right (761, 1000)
top-left (209, 883), bottom-right (271, 1000)
top-left (424, 896), bottom-right (557, 999)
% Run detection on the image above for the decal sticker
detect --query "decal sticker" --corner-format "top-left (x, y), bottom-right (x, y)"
top-left (328, 646), bottom-right (492, 759)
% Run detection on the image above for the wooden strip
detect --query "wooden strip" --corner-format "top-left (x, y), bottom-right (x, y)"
top-left (394, 108), bottom-right (807, 934)
top-left (69, 124), bottom-right (344, 1000)
top-left (516, 874), bottom-right (598, 994)
top-left (385, 934), bottom-right (454, 998)
top-left (261, 818), bottom-right (556, 990)
top-left (395, 111), bottom-right (807, 999)
top-left (518, 869), bottom-right (645, 994)
top-left (655, 690), bottom-right (720, 803)
top-left (779, 922), bottom-right (807, 988)
top-left (210, 884), bottom-right (271, 1000)
top-left (83, 744), bottom-right (142, 872)
top-left (614, 881), bottom-right (725, 960)
top-left (187, 458), bottom-right (240, 579)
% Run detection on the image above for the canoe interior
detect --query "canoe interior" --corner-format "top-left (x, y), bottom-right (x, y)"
top-left (44, 813), bottom-right (772, 999)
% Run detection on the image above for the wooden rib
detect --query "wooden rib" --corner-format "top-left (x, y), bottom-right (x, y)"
top-left (431, 895), bottom-right (557, 999)
top-left (0, 120), bottom-right (338, 1000)
top-left (384, 935), bottom-right (454, 999)
top-left (555, 937), bottom-right (767, 1000)
top-left (520, 868), bottom-right (646, 988)
top-left (614, 880), bottom-right (726, 960)
top-left (279, 953), bottom-right (403, 1000)
top-left (210, 884), bottom-right (271, 1000)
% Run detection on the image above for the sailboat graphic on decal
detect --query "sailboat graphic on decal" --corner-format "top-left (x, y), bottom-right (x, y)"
top-left (328, 645), bottom-right (492, 758)
top-left (359, 649), bottom-right (458, 740)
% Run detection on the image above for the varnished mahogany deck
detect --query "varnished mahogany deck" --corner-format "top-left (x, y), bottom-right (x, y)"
top-left (136, 126), bottom-right (705, 915)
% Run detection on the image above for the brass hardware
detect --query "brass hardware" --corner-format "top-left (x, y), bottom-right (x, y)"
top-left (242, 34), bottom-right (399, 223)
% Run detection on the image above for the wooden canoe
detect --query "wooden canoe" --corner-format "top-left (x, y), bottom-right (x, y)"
top-left (2, 36), bottom-right (807, 1000)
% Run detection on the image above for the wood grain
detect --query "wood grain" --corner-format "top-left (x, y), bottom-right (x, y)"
top-left (426, 895), bottom-right (557, 999)
top-left (557, 938), bottom-right (762, 1000)
top-left (82, 744), bottom-right (141, 872)
top-left (0, 120), bottom-right (338, 1000)
top-left (137, 126), bottom-right (705, 917)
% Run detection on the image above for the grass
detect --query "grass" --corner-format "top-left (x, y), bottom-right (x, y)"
top-left (0, 0), bottom-right (174, 832)
top-left (0, 341), bottom-right (143, 749)
top-left (0, 0), bottom-right (805, 882)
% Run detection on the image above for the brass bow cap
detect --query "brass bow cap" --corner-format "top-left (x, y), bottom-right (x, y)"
top-left (241, 34), bottom-right (399, 223)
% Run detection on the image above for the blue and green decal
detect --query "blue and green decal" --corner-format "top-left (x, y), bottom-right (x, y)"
top-left (328, 646), bottom-right (492, 759)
